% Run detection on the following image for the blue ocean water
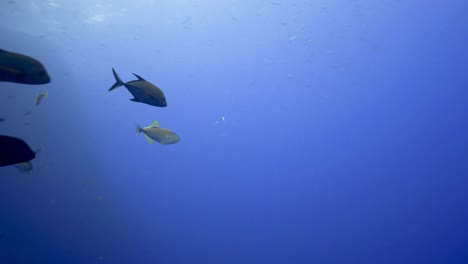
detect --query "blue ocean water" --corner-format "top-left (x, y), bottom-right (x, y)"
top-left (0, 0), bottom-right (467, 263)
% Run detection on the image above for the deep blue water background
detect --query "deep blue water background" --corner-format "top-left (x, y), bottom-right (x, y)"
top-left (0, 1), bottom-right (467, 263)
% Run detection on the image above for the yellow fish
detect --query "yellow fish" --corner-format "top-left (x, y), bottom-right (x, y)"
top-left (136, 120), bottom-right (180, 145)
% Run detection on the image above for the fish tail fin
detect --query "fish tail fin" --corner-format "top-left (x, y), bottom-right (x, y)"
top-left (136, 124), bottom-right (143, 135)
top-left (109, 68), bottom-right (124, 91)
top-left (136, 124), bottom-right (154, 144)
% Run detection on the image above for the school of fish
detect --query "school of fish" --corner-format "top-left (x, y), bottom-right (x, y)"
top-left (1, 49), bottom-right (180, 173)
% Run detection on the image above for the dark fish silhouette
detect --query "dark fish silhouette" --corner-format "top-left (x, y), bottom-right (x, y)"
top-left (109, 68), bottom-right (167, 107)
top-left (0, 135), bottom-right (36, 167)
top-left (0, 117), bottom-right (5, 123)
top-left (0, 49), bottom-right (50, 85)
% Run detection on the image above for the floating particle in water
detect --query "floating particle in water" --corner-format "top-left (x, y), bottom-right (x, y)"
top-left (215, 116), bottom-right (225, 124)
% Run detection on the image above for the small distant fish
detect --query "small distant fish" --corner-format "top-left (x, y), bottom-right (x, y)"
top-left (80, 181), bottom-right (88, 188)
top-left (35, 92), bottom-right (48, 105)
top-left (23, 111), bottom-right (32, 116)
top-left (109, 68), bottom-right (167, 107)
top-left (14, 161), bottom-right (33, 173)
top-left (0, 117), bottom-right (5, 123)
top-left (13, 149), bottom-right (40, 173)
top-left (136, 120), bottom-right (180, 145)
top-left (0, 49), bottom-right (51, 85)
top-left (272, 1), bottom-right (281, 5)
top-left (0, 135), bottom-right (36, 167)
top-left (181, 17), bottom-right (191, 24)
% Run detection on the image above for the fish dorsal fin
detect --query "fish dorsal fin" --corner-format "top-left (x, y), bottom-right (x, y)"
top-left (149, 120), bottom-right (159, 128)
top-left (144, 120), bottom-right (159, 129)
top-left (132, 73), bottom-right (146, 81)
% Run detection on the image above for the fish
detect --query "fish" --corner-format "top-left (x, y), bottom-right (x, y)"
top-left (0, 49), bottom-right (51, 85)
top-left (136, 120), bottom-right (180, 145)
top-left (0, 135), bottom-right (35, 167)
top-left (109, 68), bottom-right (167, 107)
top-left (35, 92), bottom-right (48, 105)
top-left (14, 161), bottom-right (33, 173)
top-left (0, 117), bottom-right (5, 123)
top-left (13, 148), bottom-right (40, 173)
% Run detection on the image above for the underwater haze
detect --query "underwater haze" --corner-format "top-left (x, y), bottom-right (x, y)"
top-left (1, 0), bottom-right (468, 263)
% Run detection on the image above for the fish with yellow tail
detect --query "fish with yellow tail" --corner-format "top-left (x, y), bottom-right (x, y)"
top-left (136, 120), bottom-right (180, 145)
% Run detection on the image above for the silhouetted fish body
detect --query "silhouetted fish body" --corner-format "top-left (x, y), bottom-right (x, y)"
top-left (0, 135), bottom-right (35, 167)
top-left (109, 68), bottom-right (167, 107)
top-left (0, 49), bottom-right (50, 85)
